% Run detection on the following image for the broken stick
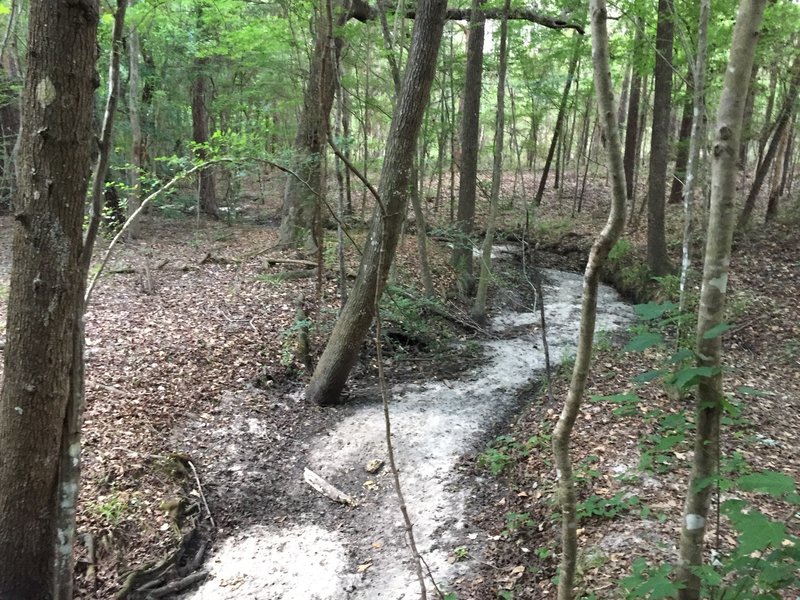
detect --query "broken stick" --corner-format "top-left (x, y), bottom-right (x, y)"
top-left (303, 467), bottom-right (355, 506)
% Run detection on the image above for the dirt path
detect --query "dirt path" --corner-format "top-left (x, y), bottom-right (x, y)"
top-left (180, 268), bottom-right (633, 599)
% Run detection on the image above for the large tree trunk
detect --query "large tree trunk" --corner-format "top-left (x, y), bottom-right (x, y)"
top-left (646, 0), bottom-right (675, 276)
top-left (472, 0), bottom-right (509, 324)
top-left (533, 35), bottom-right (581, 206)
top-left (451, 0), bottom-right (485, 298)
top-left (552, 1), bottom-right (627, 596)
top-left (675, 0), bottom-right (767, 597)
top-left (737, 55), bottom-right (800, 229)
top-left (0, 1), bottom-right (98, 597)
top-left (305, 0), bottom-right (447, 406)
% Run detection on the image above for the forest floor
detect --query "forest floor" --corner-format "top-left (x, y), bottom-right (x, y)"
top-left (0, 170), bottom-right (797, 599)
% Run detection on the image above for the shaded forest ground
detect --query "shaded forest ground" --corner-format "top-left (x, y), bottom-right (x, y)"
top-left (0, 169), bottom-right (797, 598)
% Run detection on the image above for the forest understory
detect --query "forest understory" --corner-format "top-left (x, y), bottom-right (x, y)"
top-left (0, 172), bottom-right (796, 599)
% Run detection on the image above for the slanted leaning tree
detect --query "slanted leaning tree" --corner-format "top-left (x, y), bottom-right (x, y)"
top-left (0, 0), bottom-right (99, 597)
top-left (675, 0), bottom-right (768, 596)
top-left (306, 0), bottom-right (448, 405)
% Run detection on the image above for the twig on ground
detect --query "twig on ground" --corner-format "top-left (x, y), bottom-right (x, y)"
top-left (303, 467), bottom-right (356, 506)
top-left (186, 459), bottom-right (215, 529)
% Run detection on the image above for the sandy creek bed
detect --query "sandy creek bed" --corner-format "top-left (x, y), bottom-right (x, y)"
top-left (181, 268), bottom-right (633, 599)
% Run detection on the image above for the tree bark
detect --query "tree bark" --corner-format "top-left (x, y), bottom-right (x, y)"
top-left (0, 1), bottom-right (99, 597)
top-left (534, 35), bottom-right (581, 206)
top-left (451, 0), bottom-right (484, 298)
top-left (472, 0), bottom-right (509, 324)
top-left (675, 1), bottom-right (767, 597)
top-left (552, 1), bottom-right (627, 596)
top-left (191, 28), bottom-right (218, 219)
top-left (305, 0), bottom-right (447, 406)
top-left (646, 0), bottom-right (675, 276)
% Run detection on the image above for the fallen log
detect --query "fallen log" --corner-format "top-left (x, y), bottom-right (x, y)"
top-left (264, 256), bottom-right (319, 268)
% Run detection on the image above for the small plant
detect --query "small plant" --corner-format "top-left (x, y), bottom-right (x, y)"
top-left (478, 435), bottom-right (521, 476)
top-left (576, 492), bottom-right (640, 520)
top-left (92, 492), bottom-right (128, 527)
top-left (452, 546), bottom-right (470, 561)
top-left (502, 512), bottom-right (534, 538)
top-left (620, 471), bottom-right (800, 598)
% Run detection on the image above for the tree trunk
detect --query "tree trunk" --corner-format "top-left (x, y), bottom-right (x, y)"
top-left (192, 54), bottom-right (218, 218)
top-left (452, 0), bottom-right (485, 298)
top-left (127, 7), bottom-right (143, 238)
top-left (305, 0), bottom-right (447, 406)
top-left (678, 0), bottom-right (709, 319)
top-left (0, 1), bottom-right (98, 597)
top-left (765, 115), bottom-right (792, 221)
top-left (472, 0), bottom-right (509, 324)
top-left (738, 61), bottom-right (759, 168)
top-left (755, 64), bottom-right (778, 170)
top-left (737, 55), bottom-right (800, 229)
top-left (534, 35), bottom-right (581, 206)
top-left (646, 0), bottom-right (675, 276)
top-left (669, 71), bottom-right (694, 205)
top-left (623, 21), bottom-right (643, 207)
top-left (675, 1), bottom-right (767, 597)
top-left (552, 1), bottom-right (627, 596)
top-left (280, 0), bottom-right (349, 248)
top-left (377, 0), bottom-right (436, 300)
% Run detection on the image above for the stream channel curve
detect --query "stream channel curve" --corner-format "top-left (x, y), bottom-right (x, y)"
top-left (182, 258), bottom-right (634, 599)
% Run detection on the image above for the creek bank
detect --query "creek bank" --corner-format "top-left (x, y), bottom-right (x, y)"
top-left (179, 263), bottom-right (634, 599)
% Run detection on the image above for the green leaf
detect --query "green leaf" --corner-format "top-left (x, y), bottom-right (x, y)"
top-left (590, 393), bottom-right (639, 404)
top-left (737, 471), bottom-right (796, 497)
top-left (668, 348), bottom-right (694, 364)
top-left (691, 564), bottom-right (722, 587)
top-left (671, 366), bottom-right (720, 390)
top-left (738, 514), bottom-right (786, 553)
top-left (634, 302), bottom-right (678, 320)
top-left (625, 332), bottom-right (664, 352)
top-left (736, 386), bottom-right (770, 397)
top-left (702, 322), bottom-right (733, 339)
top-left (633, 369), bottom-right (666, 384)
